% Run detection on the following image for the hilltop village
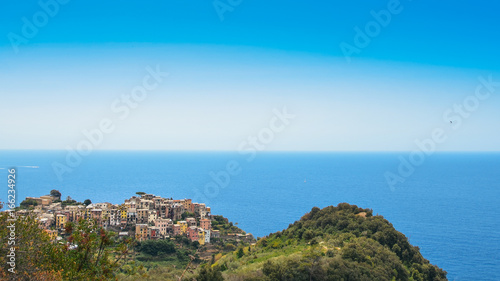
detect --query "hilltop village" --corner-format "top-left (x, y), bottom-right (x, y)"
top-left (19, 191), bottom-right (254, 245)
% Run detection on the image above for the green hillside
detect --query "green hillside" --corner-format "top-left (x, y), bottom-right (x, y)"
top-left (208, 203), bottom-right (447, 281)
top-left (0, 203), bottom-right (448, 280)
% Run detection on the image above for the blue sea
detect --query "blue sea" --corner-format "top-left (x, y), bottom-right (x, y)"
top-left (1, 151), bottom-right (499, 280)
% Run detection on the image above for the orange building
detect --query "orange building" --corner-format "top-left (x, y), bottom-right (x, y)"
top-left (200, 219), bottom-right (211, 230)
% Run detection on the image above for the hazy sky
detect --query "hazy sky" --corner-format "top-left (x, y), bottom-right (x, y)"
top-left (1, 0), bottom-right (499, 151)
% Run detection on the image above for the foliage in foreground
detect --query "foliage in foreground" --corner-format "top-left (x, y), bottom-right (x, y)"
top-left (0, 212), bottom-right (133, 280)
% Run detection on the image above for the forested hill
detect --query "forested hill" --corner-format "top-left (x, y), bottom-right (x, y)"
top-left (211, 203), bottom-right (447, 281)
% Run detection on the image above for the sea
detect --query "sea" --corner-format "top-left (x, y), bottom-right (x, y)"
top-left (1, 151), bottom-right (499, 281)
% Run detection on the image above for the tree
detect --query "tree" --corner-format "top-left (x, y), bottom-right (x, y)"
top-left (237, 248), bottom-right (244, 259)
top-left (136, 192), bottom-right (146, 196)
top-left (181, 211), bottom-right (195, 220)
top-left (0, 212), bottom-right (134, 280)
top-left (61, 196), bottom-right (78, 207)
top-left (50, 189), bottom-right (62, 199)
top-left (195, 265), bottom-right (224, 281)
top-left (262, 260), bottom-right (288, 281)
top-left (63, 219), bottom-right (134, 280)
top-left (83, 199), bottom-right (92, 206)
top-left (20, 198), bottom-right (38, 209)
top-left (303, 230), bottom-right (314, 241)
top-left (0, 212), bottom-right (63, 280)
top-left (136, 240), bottom-right (176, 256)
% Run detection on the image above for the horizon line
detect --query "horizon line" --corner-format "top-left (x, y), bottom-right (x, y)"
top-left (0, 149), bottom-right (499, 153)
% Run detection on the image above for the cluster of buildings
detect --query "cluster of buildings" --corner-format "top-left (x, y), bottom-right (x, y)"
top-left (23, 193), bottom-right (220, 245)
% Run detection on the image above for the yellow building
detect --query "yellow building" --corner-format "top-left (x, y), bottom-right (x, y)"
top-left (178, 221), bottom-right (188, 234)
top-left (198, 229), bottom-right (205, 245)
top-left (44, 229), bottom-right (58, 240)
top-left (56, 214), bottom-right (67, 229)
top-left (120, 208), bottom-right (127, 220)
top-left (85, 206), bottom-right (92, 220)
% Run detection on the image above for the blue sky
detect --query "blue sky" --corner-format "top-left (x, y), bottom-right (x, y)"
top-left (1, 0), bottom-right (499, 151)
